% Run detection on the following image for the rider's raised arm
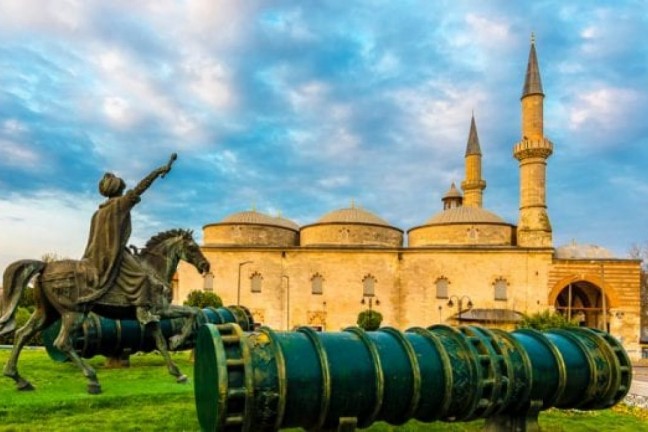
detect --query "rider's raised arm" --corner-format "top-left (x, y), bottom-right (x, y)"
top-left (130, 166), bottom-right (166, 198)
top-left (129, 154), bottom-right (176, 198)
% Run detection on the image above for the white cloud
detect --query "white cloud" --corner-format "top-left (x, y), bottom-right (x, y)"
top-left (87, 47), bottom-right (211, 143)
top-left (465, 13), bottom-right (510, 44)
top-left (0, 0), bottom-right (87, 34)
top-left (317, 175), bottom-right (350, 189)
top-left (287, 81), bottom-right (329, 112)
top-left (0, 191), bottom-right (95, 274)
top-left (103, 96), bottom-right (134, 127)
top-left (567, 86), bottom-right (641, 134)
top-left (3, 119), bottom-right (28, 134)
top-left (0, 140), bottom-right (41, 167)
top-left (391, 79), bottom-right (489, 153)
top-left (183, 57), bottom-right (237, 110)
top-left (183, 0), bottom-right (261, 47)
top-left (196, 150), bottom-right (240, 175)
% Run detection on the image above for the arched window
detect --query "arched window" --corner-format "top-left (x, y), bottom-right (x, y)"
top-left (311, 273), bottom-right (324, 295)
top-left (494, 277), bottom-right (508, 301)
top-left (250, 272), bottom-right (263, 293)
top-left (435, 277), bottom-right (449, 299)
top-left (362, 274), bottom-right (376, 297)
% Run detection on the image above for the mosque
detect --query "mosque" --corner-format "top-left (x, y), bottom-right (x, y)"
top-left (175, 38), bottom-right (644, 359)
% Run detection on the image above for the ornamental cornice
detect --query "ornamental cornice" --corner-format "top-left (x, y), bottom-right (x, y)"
top-left (513, 138), bottom-right (553, 160)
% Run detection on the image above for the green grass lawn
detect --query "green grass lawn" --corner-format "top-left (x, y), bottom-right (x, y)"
top-left (1, 348), bottom-right (647, 431)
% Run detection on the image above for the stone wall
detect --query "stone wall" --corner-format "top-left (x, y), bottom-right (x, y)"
top-left (408, 223), bottom-right (515, 246)
top-left (300, 223), bottom-right (403, 248)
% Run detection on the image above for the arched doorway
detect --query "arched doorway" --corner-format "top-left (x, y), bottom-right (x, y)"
top-left (554, 280), bottom-right (609, 331)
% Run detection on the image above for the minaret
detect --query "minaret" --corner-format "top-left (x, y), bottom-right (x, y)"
top-left (461, 113), bottom-right (486, 207)
top-left (513, 34), bottom-right (554, 247)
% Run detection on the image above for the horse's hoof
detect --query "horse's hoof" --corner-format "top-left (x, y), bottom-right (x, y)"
top-left (87, 383), bottom-right (102, 395)
top-left (176, 374), bottom-right (188, 384)
top-left (17, 381), bottom-right (35, 391)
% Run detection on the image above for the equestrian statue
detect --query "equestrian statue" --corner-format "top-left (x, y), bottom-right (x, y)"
top-left (0, 153), bottom-right (210, 394)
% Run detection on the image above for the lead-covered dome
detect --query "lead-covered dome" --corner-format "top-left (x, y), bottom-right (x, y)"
top-left (317, 207), bottom-right (393, 226)
top-left (408, 206), bottom-right (515, 246)
top-left (554, 242), bottom-right (614, 259)
top-left (204, 210), bottom-right (299, 247)
top-left (425, 207), bottom-right (508, 224)
top-left (300, 206), bottom-right (403, 247)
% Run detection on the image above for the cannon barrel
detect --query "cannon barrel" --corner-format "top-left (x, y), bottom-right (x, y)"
top-left (194, 323), bottom-right (631, 431)
top-left (42, 305), bottom-right (255, 362)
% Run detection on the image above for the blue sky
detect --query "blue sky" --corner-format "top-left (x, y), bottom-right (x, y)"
top-left (1, 1), bottom-right (647, 272)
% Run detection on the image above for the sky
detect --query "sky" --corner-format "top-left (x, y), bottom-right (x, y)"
top-left (1, 0), bottom-right (647, 274)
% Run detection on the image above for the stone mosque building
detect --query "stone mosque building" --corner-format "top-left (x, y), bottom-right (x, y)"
top-left (175, 39), bottom-right (644, 359)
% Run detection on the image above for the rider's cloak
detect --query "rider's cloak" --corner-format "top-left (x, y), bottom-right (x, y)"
top-left (82, 190), bottom-right (159, 309)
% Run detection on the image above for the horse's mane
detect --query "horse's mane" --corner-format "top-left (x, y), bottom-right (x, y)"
top-left (140, 228), bottom-right (194, 255)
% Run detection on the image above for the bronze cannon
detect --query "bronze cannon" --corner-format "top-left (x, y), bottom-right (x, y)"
top-left (193, 323), bottom-right (631, 431)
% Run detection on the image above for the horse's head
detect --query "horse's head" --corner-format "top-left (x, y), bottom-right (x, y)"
top-left (141, 229), bottom-right (210, 280)
top-left (176, 230), bottom-right (211, 275)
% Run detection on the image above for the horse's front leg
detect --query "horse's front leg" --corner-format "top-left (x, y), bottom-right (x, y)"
top-left (3, 308), bottom-right (49, 391)
top-left (146, 317), bottom-right (187, 383)
top-left (160, 305), bottom-right (198, 351)
top-left (54, 312), bottom-right (101, 394)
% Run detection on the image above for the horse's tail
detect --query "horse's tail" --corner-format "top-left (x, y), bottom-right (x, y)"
top-left (0, 260), bottom-right (45, 335)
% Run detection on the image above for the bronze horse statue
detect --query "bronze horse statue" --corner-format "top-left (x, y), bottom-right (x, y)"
top-left (0, 227), bottom-right (209, 393)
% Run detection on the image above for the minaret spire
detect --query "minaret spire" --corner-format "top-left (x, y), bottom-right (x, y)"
top-left (465, 113), bottom-right (482, 156)
top-left (513, 35), bottom-right (554, 247)
top-left (462, 113), bottom-right (486, 208)
top-left (522, 33), bottom-right (544, 98)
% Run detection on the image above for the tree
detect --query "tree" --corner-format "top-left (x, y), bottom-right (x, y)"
top-left (517, 310), bottom-right (578, 331)
top-left (357, 310), bottom-right (383, 331)
top-left (183, 290), bottom-right (223, 309)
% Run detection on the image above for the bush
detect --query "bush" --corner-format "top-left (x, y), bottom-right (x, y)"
top-left (518, 310), bottom-right (578, 331)
top-left (183, 290), bottom-right (223, 309)
top-left (0, 307), bottom-right (43, 346)
top-left (17, 287), bottom-right (36, 312)
top-left (357, 310), bottom-right (383, 331)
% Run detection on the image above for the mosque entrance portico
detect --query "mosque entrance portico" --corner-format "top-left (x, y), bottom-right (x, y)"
top-left (554, 280), bottom-right (610, 330)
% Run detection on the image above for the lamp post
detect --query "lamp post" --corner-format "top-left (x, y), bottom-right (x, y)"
top-left (447, 295), bottom-right (473, 323)
top-left (600, 262), bottom-right (607, 332)
top-left (282, 275), bottom-right (290, 330)
top-left (237, 261), bottom-right (253, 306)
top-left (361, 296), bottom-right (380, 311)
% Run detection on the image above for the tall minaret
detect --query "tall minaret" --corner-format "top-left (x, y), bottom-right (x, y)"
top-left (461, 113), bottom-right (486, 207)
top-left (513, 34), bottom-right (554, 247)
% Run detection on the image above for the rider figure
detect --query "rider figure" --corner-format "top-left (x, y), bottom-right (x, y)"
top-left (82, 154), bottom-right (176, 324)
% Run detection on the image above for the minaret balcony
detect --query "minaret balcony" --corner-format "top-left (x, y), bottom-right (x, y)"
top-left (461, 179), bottom-right (486, 191)
top-left (513, 137), bottom-right (553, 160)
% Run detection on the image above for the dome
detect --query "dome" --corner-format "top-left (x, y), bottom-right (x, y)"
top-left (203, 210), bottom-right (299, 247)
top-left (408, 206), bottom-right (514, 247)
top-left (221, 210), bottom-right (298, 231)
top-left (300, 206), bottom-right (403, 247)
top-left (425, 206), bottom-right (507, 225)
top-left (554, 242), bottom-right (614, 259)
top-left (316, 207), bottom-right (393, 227)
